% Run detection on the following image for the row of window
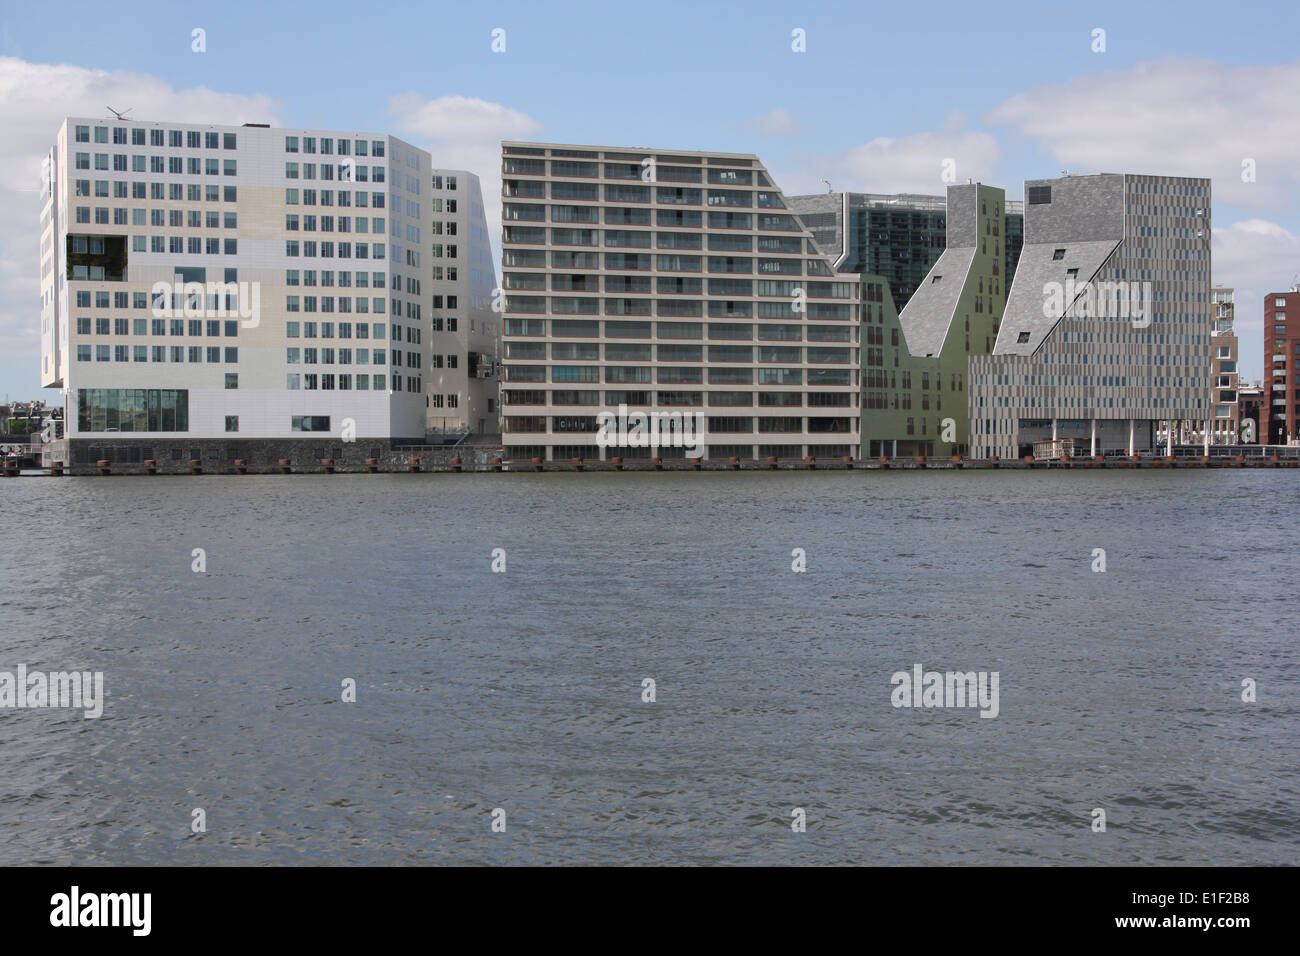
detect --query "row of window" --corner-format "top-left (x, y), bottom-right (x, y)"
top-left (71, 182), bottom-right (237, 202)
top-left (504, 345), bottom-right (852, 362)
top-left (286, 348), bottom-right (388, 366)
top-left (77, 344), bottom-right (238, 363)
top-left (504, 303), bottom-right (853, 328)
top-left (863, 391), bottom-right (946, 411)
top-left (501, 356), bottom-right (847, 379)
top-left (505, 366), bottom-right (854, 385)
top-left (285, 136), bottom-right (385, 157)
top-left (71, 235), bottom-right (238, 258)
top-left (284, 188), bottom-right (405, 210)
top-left (502, 390), bottom-right (852, 407)
top-left (864, 369), bottom-right (963, 392)
top-left (504, 279), bottom-right (852, 305)
top-left (284, 296), bottom-right (387, 314)
top-left (502, 446), bottom-right (858, 461)
top-left (74, 153), bottom-right (236, 176)
top-left (502, 188), bottom-right (786, 211)
top-left (283, 321), bottom-right (386, 339)
top-left (76, 387), bottom-right (189, 433)
top-left (505, 239), bottom-right (810, 264)
top-left (76, 126), bottom-right (237, 149)
top-left (285, 215), bottom-right (387, 233)
top-left (504, 215), bottom-right (802, 240)
top-left (504, 416), bottom-right (853, 434)
top-left (75, 285), bottom-right (238, 309)
top-left (284, 162), bottom-right (384, 183)
top-left (73, 202), bottom-right (240, 228)
top-left (975, 392), bottom-right (1200, 408)
top-left (505, 261), bottom-right (827, 284)
top-left (501, 159), bottom-right (771, 186)
top-left (283, 270), bottom-right (388, 289)
top-left (286, 374), bottom-right (418, 392)
top-left (504, 312), bottom-right (852, 338)
top-left (284, 241), bottom-right (385, 259)
top-left (504, 323), bottom-right (852, 345)
top-left (77, 318), bottom-right (239, 337)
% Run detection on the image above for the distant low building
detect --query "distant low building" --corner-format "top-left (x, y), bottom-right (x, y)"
top-left (1210, 287), bottom-right (1239, 443)
top-left (1238, 385), bottom-right (1265, 443)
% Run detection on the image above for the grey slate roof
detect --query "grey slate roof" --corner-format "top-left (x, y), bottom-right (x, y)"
top-left (897, 246), bottom-right (975, 357)
top-left (992, 239), bottom-right (1121, 355)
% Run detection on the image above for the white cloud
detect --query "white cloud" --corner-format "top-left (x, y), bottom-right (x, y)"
top-left (387, 93), bottom-right (540, 143)
top-left (736, 108), bottom-right (801, 138)
top-left (986, 56), bottom-right (1300, 211)
top-left (0, 56), bottom-right (279, 393)
top-left (774, 113), bottom-right (1000, 197)
top-left (388, 93), bottom-right (542, 264)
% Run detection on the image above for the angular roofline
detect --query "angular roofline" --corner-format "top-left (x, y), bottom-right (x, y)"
top-left (502, 140), bottom-right (760, 161)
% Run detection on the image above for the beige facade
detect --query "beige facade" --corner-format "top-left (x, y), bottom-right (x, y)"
top-left (1210, 287), bottom-right (1240, 443)
top-left (499, 142), bottom-right (859, 461)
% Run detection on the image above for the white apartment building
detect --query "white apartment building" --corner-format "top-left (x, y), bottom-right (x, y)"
top-left (38, 117), bottom-right (497, 467)
top-left (427, 168), bottom-right (500, 438)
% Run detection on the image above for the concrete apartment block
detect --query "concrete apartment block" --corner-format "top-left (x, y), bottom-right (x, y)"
top-left (498, 142), bottom-right (860, 462)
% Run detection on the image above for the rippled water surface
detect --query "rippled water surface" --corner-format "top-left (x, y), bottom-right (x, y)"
top-left (0, 470), bottom-right (1296, 865)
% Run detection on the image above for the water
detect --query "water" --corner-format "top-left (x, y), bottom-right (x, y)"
top-left (0, 470), bottom-right (1295, 865)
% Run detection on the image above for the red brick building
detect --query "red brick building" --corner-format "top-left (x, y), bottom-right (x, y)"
top-left (1265, 288), bottom-right (1300, 444)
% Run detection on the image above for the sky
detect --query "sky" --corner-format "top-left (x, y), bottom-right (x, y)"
top-left (1, 0), bottom-right (1298, 399)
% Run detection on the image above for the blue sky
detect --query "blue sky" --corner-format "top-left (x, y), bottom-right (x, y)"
top-left (2, 0), bottom-right (1298, 398)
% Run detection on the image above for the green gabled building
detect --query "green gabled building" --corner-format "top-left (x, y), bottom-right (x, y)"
top-left (789, 184), bottom-right (1017, 457)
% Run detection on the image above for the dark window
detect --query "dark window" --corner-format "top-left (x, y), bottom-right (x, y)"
top-left (292, 415), bottom-right (331, 432)
top-left (1028, 186), bottom-right (1052, 204)
top-left (1052, 248), bottom-right (1066, 260)
top-left (1017, 331), bottom-right (1031, 343)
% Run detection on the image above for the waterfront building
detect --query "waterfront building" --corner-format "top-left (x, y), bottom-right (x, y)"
top-left (427, 168), bottom-right (500, 440)
top-left (871, 183), bottom-right (1007, 456)
top-left (1209, 286), bottom-right (1240, 443)
top-left (968, 173), bottom-right (1212, 458)
top-left (788, 185), bottom-right (1017, 457)
top-left (498, 142), bottom-right (859, 462)
top-left (38, 116), bottom-right (497, 469)
top-left (1263, 286), bottom-right (1300, 444)
top-left (787, 189), bottom-right (1023, 312)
